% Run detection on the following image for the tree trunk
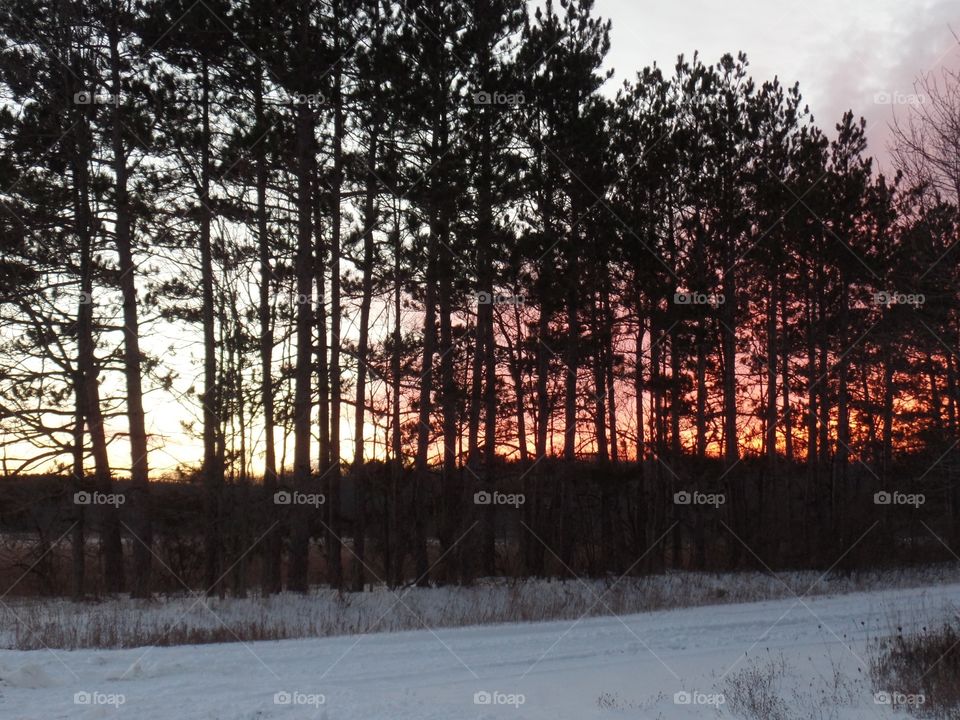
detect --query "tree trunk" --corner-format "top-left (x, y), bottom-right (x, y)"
top-left (109, 11), bottom-right (150, 598)
top-left (604, 291), bottom-right (619, 464)
top-left (592, 291), bottom-right (609, 462)
top-left (351, 118), bottom-right (379, 592)
top-left (255, 62), bottom-right (281, 595)
top-left (326, 20), bottom-right (344, 589)
top-left (836, 275), bottom-right (850, 486)
top-left (288, 100), bottom-right (315, 594)
top-left (780, 287), bottom-right (793, 463)
top-left (634, 288), bottom-right (645, 462)
top-left (413, 198), bottom-right (438, 586)
top-left (721, 266), bottom-right (738, 465)
top-left (694, 318), bottom-right (707, 459)
top-left (563, 257), bottom-right (579, 460)
top-left (669, 323), bottom-right (682, 458)
top-left (766, 279), bottom-right (778, 469)
top-left (70, 378), bottom-right (85, 599)
top-left (199, 58), bottom-right (222, 595)
top-left (389, 213), bottom-right (404, 587)
top-left (70, 65), bottom-right (124, 594)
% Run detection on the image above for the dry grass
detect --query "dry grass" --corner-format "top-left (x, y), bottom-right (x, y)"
top-left (870, 617), bottom-right (960, 719)
top-left (2, 564), bottom-right (959, 650)
top-left (722, 650), bottom-right (859, 720)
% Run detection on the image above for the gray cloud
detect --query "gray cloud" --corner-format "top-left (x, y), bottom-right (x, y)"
top-left (595, 0), bottom-right (960, 168)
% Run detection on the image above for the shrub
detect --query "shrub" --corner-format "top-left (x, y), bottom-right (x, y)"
top-left (870, 617), bottom-right (960, 719)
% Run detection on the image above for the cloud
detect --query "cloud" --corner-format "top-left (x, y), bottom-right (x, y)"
top-left (814, 0), bottom-right (959, 167)
top-left (596, 0), bottom-right (960, 166)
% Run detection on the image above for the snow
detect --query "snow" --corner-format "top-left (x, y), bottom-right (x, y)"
top-left (1, 581), bottom-right (958, 719)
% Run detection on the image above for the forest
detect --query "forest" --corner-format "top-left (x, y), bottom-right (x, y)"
top-left (1, 0), bottom-right (959, 600)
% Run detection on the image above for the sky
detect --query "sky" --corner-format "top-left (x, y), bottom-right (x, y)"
top-left (595, 0), bottom-right (960, 171)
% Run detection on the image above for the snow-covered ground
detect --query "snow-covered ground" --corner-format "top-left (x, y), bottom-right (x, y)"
top-left (1, 581), bottom-right (957, 719)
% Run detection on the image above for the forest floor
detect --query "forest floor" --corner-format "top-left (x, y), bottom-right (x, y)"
top-left (0, 567), bottom-right (959, 718)
top-left (0, 583), bottom-right (960, 720)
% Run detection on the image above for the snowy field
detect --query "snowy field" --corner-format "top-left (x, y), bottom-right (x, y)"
top-left (1, 579), bottom-right (958, 719)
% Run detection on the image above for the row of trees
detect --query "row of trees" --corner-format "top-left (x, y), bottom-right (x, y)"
top-left (1, 0), bottom-right (958, 597)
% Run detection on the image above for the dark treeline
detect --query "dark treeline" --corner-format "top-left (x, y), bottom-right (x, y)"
top-left (0, 0), bottom-right (959, 598)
